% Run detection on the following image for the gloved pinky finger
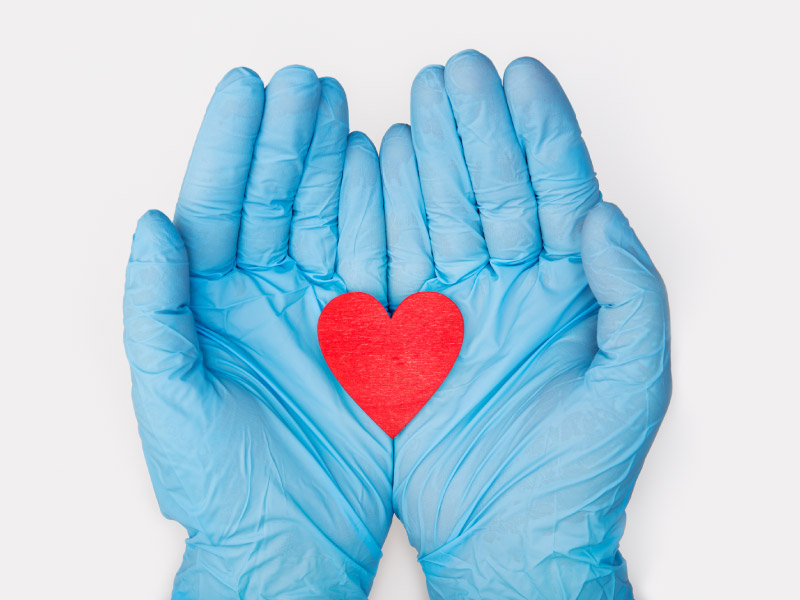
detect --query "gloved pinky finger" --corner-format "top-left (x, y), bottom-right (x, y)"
top-left (336, 132), bottom-right (388, 308)
top-left (380, 123), bottom-right (434, 312)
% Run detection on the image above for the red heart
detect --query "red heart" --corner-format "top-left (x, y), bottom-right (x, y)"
top-left (318, 292), bottom-right (463, 438)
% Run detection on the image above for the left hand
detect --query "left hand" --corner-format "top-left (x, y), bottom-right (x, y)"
top-left (124, 65), bottom-right (393, 599)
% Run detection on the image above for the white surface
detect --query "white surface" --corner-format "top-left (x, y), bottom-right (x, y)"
top-left (1, 1), bottom-right (798, 598)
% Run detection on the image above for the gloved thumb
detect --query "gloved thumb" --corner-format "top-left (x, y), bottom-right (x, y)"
top-left (123, 210), bottom-right (209, 402)
top-left (581, 202), bottom-right (671, 408)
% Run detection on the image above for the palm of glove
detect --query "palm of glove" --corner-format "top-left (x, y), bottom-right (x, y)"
top-left (380, 51), bottom-right (670, 599)
top-left (124, 66), bottom-right (391, 598)
top-left (398, 248), bottom-right (668, 599)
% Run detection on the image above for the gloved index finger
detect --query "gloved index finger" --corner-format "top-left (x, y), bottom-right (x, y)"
top-left (174, 68), bottom-right (265, 278)
top-left (237, 66), bottom-right (321, 271)
top-left (504, 57), bottom-right (601, 257)
top-left (444, 50), bottom-right (541, 267)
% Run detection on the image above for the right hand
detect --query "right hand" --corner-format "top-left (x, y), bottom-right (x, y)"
top-left (380, 50), bottom-right (671, 599)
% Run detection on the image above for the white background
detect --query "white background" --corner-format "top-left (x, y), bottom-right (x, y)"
top-left (1, 1), bottom-right (798, 598)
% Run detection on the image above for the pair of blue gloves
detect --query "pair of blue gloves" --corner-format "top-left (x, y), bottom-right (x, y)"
top-left (123, 50), bottom-right (670, 599)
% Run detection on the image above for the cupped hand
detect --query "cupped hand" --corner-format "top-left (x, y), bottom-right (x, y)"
top-left (124, 66), bottom-right (391, 599)
top-left (380, 50), bottom-right (670, 599)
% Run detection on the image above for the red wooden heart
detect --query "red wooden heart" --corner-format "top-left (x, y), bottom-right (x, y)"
top-left (318, 292), bottom-right (463, 438)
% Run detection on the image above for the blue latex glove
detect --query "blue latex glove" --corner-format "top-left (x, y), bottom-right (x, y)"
top-left (123, 66), bottom-right (392, 598)
top-left (380, 51), bottom-right (671, 599)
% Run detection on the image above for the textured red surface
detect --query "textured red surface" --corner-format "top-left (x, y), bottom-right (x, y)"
top-left (318, 292), bottom-right (464, 438)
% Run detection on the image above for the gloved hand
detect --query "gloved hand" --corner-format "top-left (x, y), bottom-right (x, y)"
top-left (380, 50), bottom-right (671, 599)
top-left (123, 66), bottom-right (392, 599)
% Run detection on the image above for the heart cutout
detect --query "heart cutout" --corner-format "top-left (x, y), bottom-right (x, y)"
top-left (318, 292), bottom-right (463, 438)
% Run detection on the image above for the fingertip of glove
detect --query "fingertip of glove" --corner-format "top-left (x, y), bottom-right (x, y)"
top-left (383, 123), bottom-right (410, 140)
top-left (130, 210), bottom-right (186, 264)
top-left (444, 49), bottom-right (498, 93)
top-left (318, 77), bottom-right (349, 123)
top-left (503, 58), bottom-right (562, 105)
top-left (412, 64), bottom-right (445, 91)
top-left (504, 56), bottom-right (547, 77)
top-left (379, 124), bottom-right (413, 167)
top-left (344, 132), bottom-right (380, 191)
top-left (216, 67), bottom-right (263, 92)
top-left (582, 203), bottom-right (663, 290)
top-left (319, 76), bottom-right (346, 97)
top-left (582, 202), bottom-right (628, 245)
top-left (347, 131), bottom-right (378, 155)
top-left (270, 64), bottom-right (320, 92)
top-left (445, 48), bottom-right (490, 70)
top-left (136, 209), bottom-right (171, 231)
